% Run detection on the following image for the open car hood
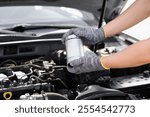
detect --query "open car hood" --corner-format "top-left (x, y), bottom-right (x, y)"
top-left (0, 0), bottom-right (128, 22)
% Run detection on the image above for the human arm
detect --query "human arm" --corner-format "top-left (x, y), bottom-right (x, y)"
top-left (68, 38), bottom-right (150, 74)
top-left (103, 0), bottom-right (150, 37)
top-left (64, 0), bottom-right (150, 74)
top-left (63, 0), bottom-right (150, 44)
top-left (102, 38), bottom-right (150, 68)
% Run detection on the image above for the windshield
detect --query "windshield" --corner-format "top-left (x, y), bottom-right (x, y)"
top-left (0, 6), bottom-right (97, 26)
top-left (121, 0), bottom-right (150, 40)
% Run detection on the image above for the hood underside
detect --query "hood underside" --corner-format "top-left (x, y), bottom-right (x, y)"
top-left (0, 0), bottom-right (128, 22)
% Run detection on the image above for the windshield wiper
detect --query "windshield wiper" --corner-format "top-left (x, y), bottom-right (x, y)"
top-left (0, 29), bottom-right (37, 37)
top-left (8, 23), bottom-right (81, 32)
top-left (0, 23), bottom-right (81, 38)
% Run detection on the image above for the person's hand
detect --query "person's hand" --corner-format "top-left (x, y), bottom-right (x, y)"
top-left (62, 27), bottom-right (105, 45)
top-left (67, 49), bottom-right (109, 74)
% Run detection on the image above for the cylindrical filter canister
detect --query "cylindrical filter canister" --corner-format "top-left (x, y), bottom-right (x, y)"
top-left (65, 34), bottom-right (84, 65)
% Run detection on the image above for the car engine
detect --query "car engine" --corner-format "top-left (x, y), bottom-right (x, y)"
top-left (0, 36), bottom-right (150, 100)
top-left (0, 56), bottom-right (112, 100)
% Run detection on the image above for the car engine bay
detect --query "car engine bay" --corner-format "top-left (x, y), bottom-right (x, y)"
top-left (0, 35), bottom-right (150, 100)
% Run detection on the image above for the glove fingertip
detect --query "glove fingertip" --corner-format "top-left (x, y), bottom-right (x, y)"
top-left (69, 58), bottom-right (83, 67)
top-left (62, 30), bottom-right (73, 43)
top-left (67, 66), bottom-right (79, 74)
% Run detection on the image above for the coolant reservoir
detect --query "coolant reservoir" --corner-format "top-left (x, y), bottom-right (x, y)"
top-left (65, 34), bottom-right (84, 65)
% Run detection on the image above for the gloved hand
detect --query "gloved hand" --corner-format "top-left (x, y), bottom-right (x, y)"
top-left (62, 27), bottom-right (105, 45)
top-left (67, 49), bottom-right (109, 74)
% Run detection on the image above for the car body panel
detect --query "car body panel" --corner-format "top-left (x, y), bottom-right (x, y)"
top-left (0, 0), bottom-right (128, 22)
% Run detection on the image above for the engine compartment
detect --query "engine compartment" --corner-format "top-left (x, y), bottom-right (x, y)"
top-left (0, 36), bottom-right (150, 100)
top-left (0, 56), bottom-right (111, 100)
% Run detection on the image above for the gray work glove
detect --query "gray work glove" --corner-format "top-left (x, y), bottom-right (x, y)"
top-left (62, 27), bottom-right (105, 45)
top-left (67, 50), bottom-right (107, 74)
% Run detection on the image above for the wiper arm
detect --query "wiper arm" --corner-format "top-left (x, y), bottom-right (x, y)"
top-left (9, 23), bottom-right (81, 32)
top-left (0, 29), bottom-right (36, 37)
top-left (0, 23), bottom-right (81, 38)
top-left (0, 29), bottom-right (18, 34)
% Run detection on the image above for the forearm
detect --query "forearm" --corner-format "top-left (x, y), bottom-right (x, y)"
top-left (103, 0), bottom-right (150, 37)
top-left (102, 38), bottom-right (150, 68)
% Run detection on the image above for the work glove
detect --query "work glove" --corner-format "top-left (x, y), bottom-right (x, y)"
top-left (62, 27), bottom-right (105, 45)
top-left (67, 49), bottom-right (109, 74)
